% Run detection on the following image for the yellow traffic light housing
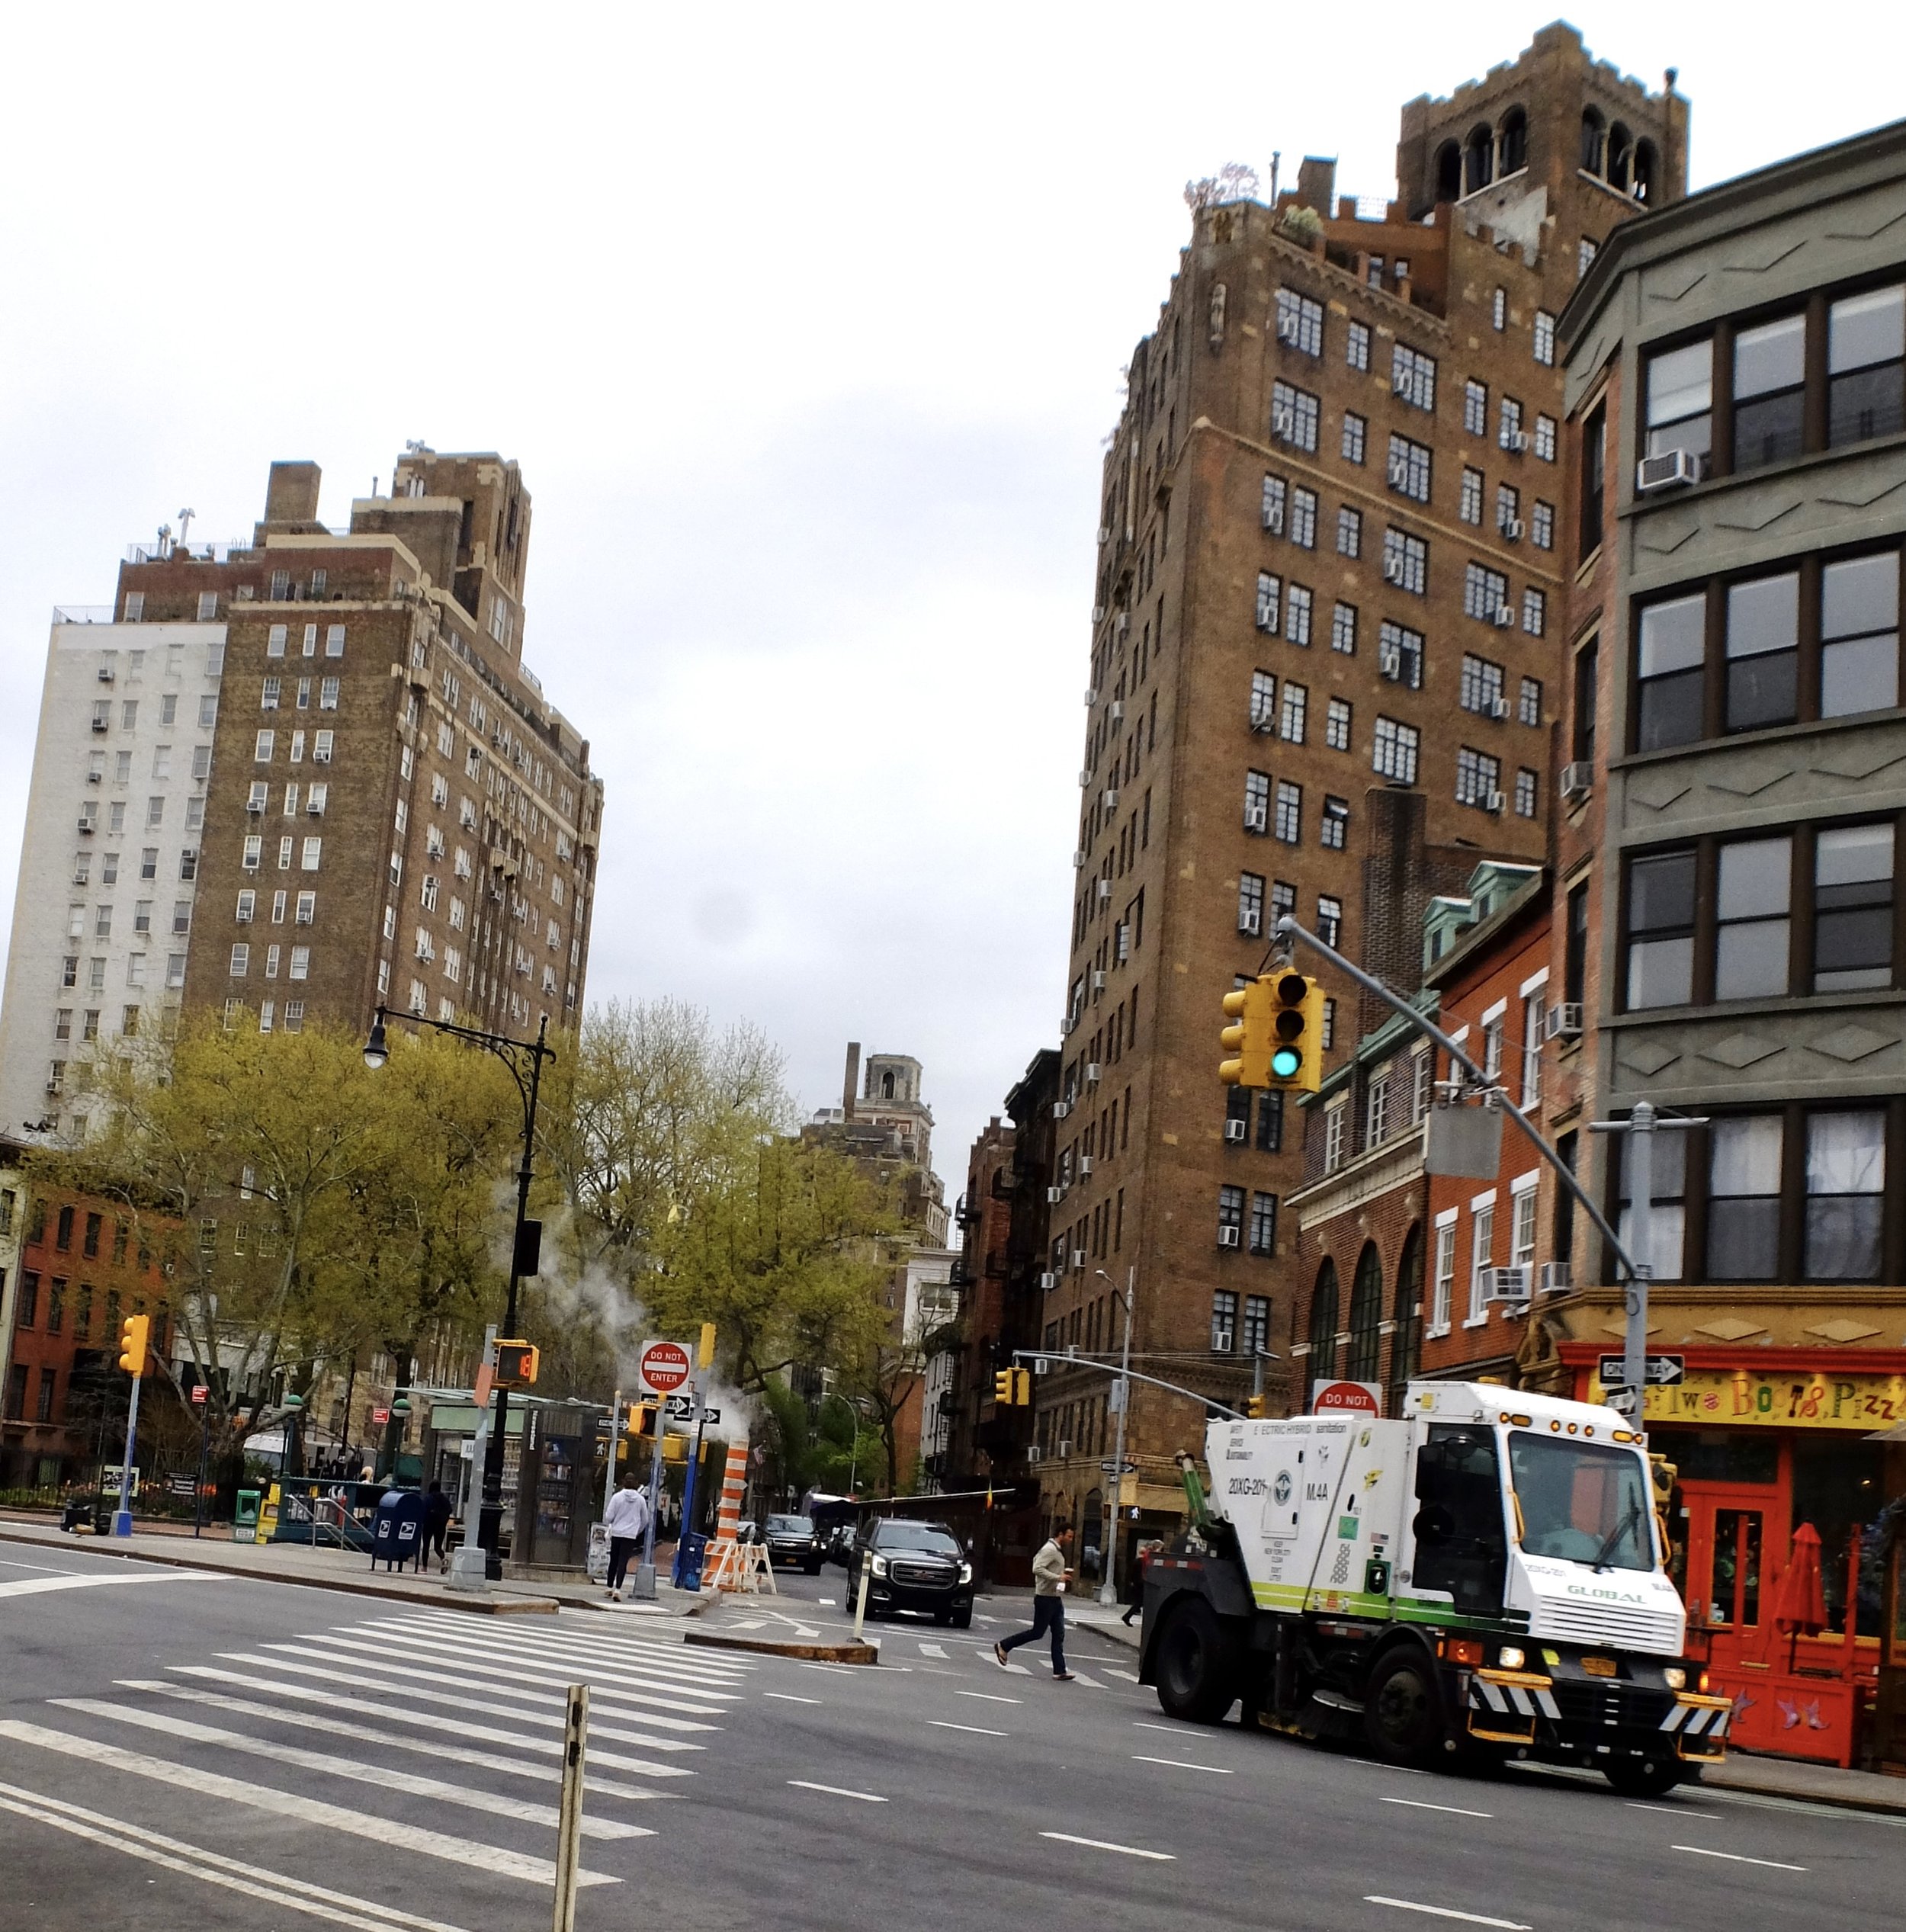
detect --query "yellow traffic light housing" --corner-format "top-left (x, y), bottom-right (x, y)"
top-left (117, 1313), bottom-right (150, 1378)
top-left (1219, 977), bottom-right (1275, 1088)
top-left (1267, 971), bottom-right (1326, 1094)
top-left (1244, 1392), bottom-right (1267, 1419)
top-left (494, 1340), bottom-right (540, 1388)
top-left (993, 1366), bottom-right (1033, 1406)
top-left (1012, 1366), bottom-right (1031, 1404)
top-left (698, 1321), bottom-right (717, 1369)
top-left (993, 1369), bottom-right (1013, 1404)
top-left (630, 1399), bottom-right (659, 1440)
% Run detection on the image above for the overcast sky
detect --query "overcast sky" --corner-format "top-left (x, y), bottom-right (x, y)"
top-left (1, 4), bottom-right (1897, 1205)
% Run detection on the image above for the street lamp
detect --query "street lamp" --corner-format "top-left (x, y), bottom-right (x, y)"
top-left (362, 1002), bottom-right (554, 1579)
top-left (1094, 1267), bottom-right (1134, 1607)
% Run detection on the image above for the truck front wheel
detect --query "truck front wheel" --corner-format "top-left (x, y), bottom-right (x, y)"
top-left (1363, 1645), bottom-right (1444, 1767)
top-left (1154, 1599), bottom-right (1241, 1725)
top-left (1603, 1755), bottom-right (1681, 1798)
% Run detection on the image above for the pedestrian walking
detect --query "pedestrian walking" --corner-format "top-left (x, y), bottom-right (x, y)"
top-left (1121, 1538), bottom-right (1161, 1626)
top-left (602, 1469), bottom-right (652, 1600)
top-left (995, 1524), bottom-right (1077, 1680)
top-left (421, 1481), bottom-right (454, 1571)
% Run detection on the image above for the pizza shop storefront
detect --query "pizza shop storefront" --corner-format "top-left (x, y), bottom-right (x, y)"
top-left (1565, 1346), bottom-right (1906, 1769)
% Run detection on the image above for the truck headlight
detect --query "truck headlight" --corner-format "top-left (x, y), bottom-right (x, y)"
top-left (1663, 1667), bottom-right (1686, 1690)
top-left (869, 1554), bottom-right (888, 1578)
top-left (958, 1562), bottom-right (973, 1584)
top-left (1497, 1645), bottom-right (1525, 1671)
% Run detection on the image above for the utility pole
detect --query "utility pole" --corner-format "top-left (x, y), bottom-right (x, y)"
top-left (1096, 1268), bottom-right (1134, 1606)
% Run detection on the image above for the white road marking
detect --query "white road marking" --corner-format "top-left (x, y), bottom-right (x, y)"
top-left (0, 1570), bottom-right (212, 1600)
top-left (1364, 1899), bottom-right (1530, 1930)
top-left (1104, 1667), bottom-right (1141, 1682)
top-left (1132, 1754), bottom-right (1231, 1775)
top-left (763, 1693), bottom-right (820, 1705)
top-left (117, 1680), bottom-right (666, 1800)
top-left (788, 1780), bottom-right (886, 1803)
top-left (1625, 1801), bottom-right (1723, 1819)
top-left (0, 1780), bottom-right (478, 1932)
top-left (799, 1662), bottom-right (854, 1674)
top-left (815, 1597), bottom-right (837, 1606)
top-left (55, 1699), bottom-right (651, 1840)
top-left (375, 1616), bottom-right (752, 1686)
top-left (0, 1721), bottom-right (614, 1886)
top-left (1040, 1831), bottom-right (1174, 1861)
top-left (1379, 1796), bottom-right (1494, 1819)
top-left (929, 1720), bottom-right (1007, 1737)
top-left (1672, 1845), bottom-right (1806, 1872)
top-left (958, 1690), bottom-right (1022, 1704)
top-left (0, 1558), bottom-right (78, 1572)
top-left (918, 1642), bottom-right (948, 1658)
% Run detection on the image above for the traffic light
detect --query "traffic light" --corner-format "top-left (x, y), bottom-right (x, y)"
top-left (117, 1313), bottom-right (150, 1378)
top-left (1219, 977), bottom-right (1275, 1088)
top-left (993, 1369), bottom-right (1014, 1404)
top-left (698, 1321), bottom-right (717, 1369)
top-left (629, 1400), bottom-right (659, 1440)
top-left (1244, 1392), bottom-right (1267, 1418)
top-left (494, 1340), bottom-right (540, 1387)
top-left (1012, 1366), bottom-right (1030, 1404)
top-left (992, 1367), bottom-right (1033, 1405)
top-left (1266, 971), bottom-right (1326, 1094)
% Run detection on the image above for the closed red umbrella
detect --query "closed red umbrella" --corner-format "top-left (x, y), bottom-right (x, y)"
top-left (1770, 1522), bottom-right (1828, 1669)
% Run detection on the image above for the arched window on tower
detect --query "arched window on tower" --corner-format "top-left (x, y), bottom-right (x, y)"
top-left (1463, 124), bottom-right (1494, 197)
top-left (1388, 1224), bottom-right (1424, 1415)
top-left (1608, 123), bottom-right (1634, 194)
top-left (1499, 108), bottom-right (1528, 178)
top-left (881, 1070), bottom-right (896, 1099)
top-left (1434, 140), bottom-right (1462, 204)
top-left (1346, 1242), bottom-right (1383, 1384)
top-left (1632, 138), bottom-right (1658, 204)
top-left (1308, 1260), bottom-right (1340, 1385)
top-left (1580, 108), bottom-right (1606, 176)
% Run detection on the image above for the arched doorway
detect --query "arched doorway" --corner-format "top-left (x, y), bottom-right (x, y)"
top-left (1308, 1260), bottom-right (1340, 1392)
top-left (1346, 1243), bottom-right (1383, 1384)
top-left (1463, 124), bottom-right (1494, 196)
top-left (1498, 108), bottom-right (1528, 176)
top-left (1388, 1224), bottom-right (1424, 1414)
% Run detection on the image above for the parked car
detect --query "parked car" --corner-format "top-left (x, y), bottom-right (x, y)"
top-left (842, 1518), bottom-right (973, 1626)
top-left (762, 1513), bottom-right (825, 1574)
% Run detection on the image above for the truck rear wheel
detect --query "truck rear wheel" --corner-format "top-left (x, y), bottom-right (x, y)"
top-left (1363, 1645), bottom-right (1444, 1767)
top-left (1154, 1599), bottom-right (1241, 1725)
top-left (1603, 1755), bottom-right (1681, 1798)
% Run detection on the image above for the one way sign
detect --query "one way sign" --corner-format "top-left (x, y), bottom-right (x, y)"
top-left (1596, 1353), bottom-right (1685, 1388)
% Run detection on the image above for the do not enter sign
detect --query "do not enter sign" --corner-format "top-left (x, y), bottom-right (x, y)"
top-left (1311, 1379), bottom-right (1382, 1417)
top-left (638, 1339), bottom-right (691, 1396)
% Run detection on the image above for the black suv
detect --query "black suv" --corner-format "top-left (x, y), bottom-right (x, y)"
top-left (843, 1519), bottom-right (973, 1626)
top-left (762, 1513), bottom-right (825, 1574)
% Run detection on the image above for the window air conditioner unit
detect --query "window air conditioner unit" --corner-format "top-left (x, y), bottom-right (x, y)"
top-left (1102, 788), bottom-right (1118, 811)
top-left (76, 818), bottom-right (94, 834)
top-left (1387, 458), bottom-right (1411, 488)
top-left (1276, 313), bottom-right (1301, 345)
top-left (1115, 613), bottom-right (1130, 640)
top-left (45, 1077), bottom-right (60, 1094)
top-left (91, 717), bottom-right (108, 733)
top-left (1492, 604), bottom-right (1516, 628)
top-left (1501, 517), bottom-right (1524, 542)
top-left (1272, 406), bottom-right (1295, 440)
top-left (1238, 910), bottom-right (1262, 937)
top-left (1085, 1063), bottom-right (1101, 1085)
top-left (1090, 968), bottom-right (1106, 992)
top-left (1244, 802), bottom-right (1268, 832)
top-left (1096, 526), bottom-right (1110, 544)
top-left (1637, 448), bottom-right (1700, 493)
top-left (1379, 644), bottom-right (1402, 677)
top-left (1091, 607), bottom-right (1106, 625)
top-left (1096, 878), bottom-right (1112, 902)
top-left (1057, 1440), bottom-right (1072, 1459)
top-left (1078, 770), bottom-right (1092, 788)
top-left (1504, 429), bottom-right (1530, 454)
top-left (85, 771), bottom-right (101, 785)
top-left (1084, 685), bottom-right (1099, 704)
top-left (1047, 1186), bottom-right (1064, 1205)
top-left (1070, 1248), bottom-right (1086, 1269)
top-left (1224, 1118), bottom-right (1247, 1144)
top-left (1212, 1330), bottom-right (1236, 1353)
top-left (1559, 761), bottom-right (1593, 802)
top-left (1484, 789), bottom-right (1507, 814)
top-left (98, 666), bottom-right (115, 682)
top-left (1109, 700), bottom-right (1124, 723)
top-left (1382, 553), bottom-right (1406, 584)
top-left (1543, 1001), bottom-right (1583, 1041)
top-left (1079, 1156), bottom-right (1093, 1176)
top-left (1250, 703), bottom-right (1275, 734)
top-left (1263, 505), bottom-right (1284, 536)
top-left (1025, 1445), bottom-right (1043, 1465)
top-left (1053, 1099), bottom-right (1071, 1120)
top-left (1539, 1261), bottom-right (1573, 1295)
top-left (1217, 1225), bottom-right (1241, 1250)
top-left (246, 798), bottom-right (263, 815)
top-left (1392, 371), bottom-right (1412, 396)
top-left (1038, 1272), bottom-right (1057, 1292)
top-left (1490, 695), bottom-right (1512, 721)
top-left (1483, 1263), bottom-right (1533, 1304)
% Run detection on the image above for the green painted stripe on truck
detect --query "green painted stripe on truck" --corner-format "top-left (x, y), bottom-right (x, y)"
top-left (1247, 1581), bottom-right (1520, 1632)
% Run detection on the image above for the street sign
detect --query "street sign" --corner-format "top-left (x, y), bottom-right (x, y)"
top-left (189, 1385), bottom-right (209, 1407)
top-left (1312, 1379), bottom-right (1382, 1417)
top-left (165, 1473), bottom-right (196, 1500)
top-left (371, 1406), bottom-right (390, 1426)
top-left (1099, 1459), bottom-right (1138, 1475)
top-left (663, 1392), bottom-right (720, 1426)
top-left (637, 1339), bottom-right (692, 1396)
top-left (1604, 1387), bottom-right (1642, 1419)
top-left (1596, 1354), bottom-right (1685, 1388)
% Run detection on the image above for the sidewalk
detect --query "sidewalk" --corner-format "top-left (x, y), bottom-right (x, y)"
top-left (0, 1513), bottom-right (703, 1619)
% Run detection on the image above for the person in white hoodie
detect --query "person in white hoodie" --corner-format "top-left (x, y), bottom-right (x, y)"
top-left (602, 1471), bottom-right (652, 1600)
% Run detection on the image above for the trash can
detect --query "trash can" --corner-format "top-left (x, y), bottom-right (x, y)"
top-left (233, 1490), bottom-right (262, 1542)
top-left (371, 1488), bottom-right (428, 1572)
top-left (674, 1529), bottom-right (708, 1591)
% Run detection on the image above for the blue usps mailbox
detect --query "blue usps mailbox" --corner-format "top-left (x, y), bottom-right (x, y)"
top-left (370, 1486), bottom-right (428, 1572)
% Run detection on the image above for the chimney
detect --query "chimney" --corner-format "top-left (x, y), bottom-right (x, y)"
top-left (262, 461), bottom-right (322, 528)
top-left (842, 1042), bottom-right (861, 1122)
top-left (1297, 156), bottom-right (1337, 217)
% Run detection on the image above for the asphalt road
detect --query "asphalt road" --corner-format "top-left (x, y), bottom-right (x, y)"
top-left (1, 1544), bottom-right (1898, 1932)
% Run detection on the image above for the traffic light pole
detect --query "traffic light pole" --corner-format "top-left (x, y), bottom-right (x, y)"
top-left (1096, 1269), bottom-right (1133, 1606)
top-left (112, 1372), bottom-right (143, 1537)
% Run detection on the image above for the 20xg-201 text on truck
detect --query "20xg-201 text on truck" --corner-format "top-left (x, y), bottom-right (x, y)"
top-left (1139, 1382), bottom-right (1731, 1796)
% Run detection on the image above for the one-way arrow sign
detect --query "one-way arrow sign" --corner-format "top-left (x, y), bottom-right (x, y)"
top-left (1597, 1353), bottom-right (1685, 1388)
top-left (1099, 1459), bottom-right (1138, 1475)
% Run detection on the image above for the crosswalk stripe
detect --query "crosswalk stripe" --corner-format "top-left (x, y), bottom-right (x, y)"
top-left (280, 1634), bottom-right (735, 1715)
top-left (190, 1661), bottom-right (703, 1772)
top-left (0, 1571), bottom-right (214, 1601)
top-left (229, 1646), bottom-right (720, 1735)
top-left (974, 1650), bottom-right (1033, 1674)
top-left (377, 1615), bottom-right (752, 1683)
top-left (0, 1720), bottom-right (614, 1887)
top-left (918, 1642), bottom-right (948, 1658)
top-left (117, 1680), bottom-right (666, 1802)
top-left (351, 1620), bottom-right (750, 1694)
top-left (0, 1780), bottom-right (477, 1932)
top-left (52, 1699), bottom-right (652, 1841)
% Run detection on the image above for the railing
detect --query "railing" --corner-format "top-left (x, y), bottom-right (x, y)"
top-left (52, 606), bottom-right (116, 625)
top-left (123, 540), bottom-right (252, 566)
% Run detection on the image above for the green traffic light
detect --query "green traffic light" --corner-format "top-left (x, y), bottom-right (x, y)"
top-left (1271, 1046), bottom-right (1302, 1079)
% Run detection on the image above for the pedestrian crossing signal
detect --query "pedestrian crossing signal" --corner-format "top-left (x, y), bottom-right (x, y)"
top-left (629, 1400), bottom-right (659, 1439)
top-left (494, 1340), bottom-right (539, 1387)
top-left (117, 1312), bottom-right (150, 1378)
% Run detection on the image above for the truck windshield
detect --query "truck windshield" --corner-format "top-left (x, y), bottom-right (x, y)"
top-left (1508, 1434), bottom-right (1653, 1572)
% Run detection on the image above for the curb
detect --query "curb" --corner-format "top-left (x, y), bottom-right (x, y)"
top-left (685, 1630), bottom-right (878, 1664)
top-left (0, 1526), bottom-right (560, 1615)
top-left (1696, 1762), bottom-right (1906, 1820)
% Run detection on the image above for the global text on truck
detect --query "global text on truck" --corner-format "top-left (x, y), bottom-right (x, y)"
top-left (1138, 1381), bottom-right (1731, 1796)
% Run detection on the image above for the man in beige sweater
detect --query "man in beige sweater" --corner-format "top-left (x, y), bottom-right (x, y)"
top-left (994, 1524), bottom-right (1076, 1680)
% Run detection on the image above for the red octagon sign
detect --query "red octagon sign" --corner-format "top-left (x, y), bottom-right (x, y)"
top-left (638, 1339), bottom-right (692, 1396)
top-left (1311, 1379), bottom-right (1382, 1417)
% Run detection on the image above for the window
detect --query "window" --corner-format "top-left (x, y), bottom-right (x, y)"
top-left (1468, 1199), bottom-right (1496, 1323)
top-left (1715, 836), bottom-right (1792, 999)
top-left (1496, 483), bottom-right (1520, 536)
top-left (1806, 1111), bottom-right (1885, 1279)
top-left (1330, 602), bottom-right (1357, 654)
top-left (1645, 338), bottom-right (1712, 472)
top-left (1273, 781), bottom-right (1301, 843)
top-left (1514, 768), bottom-right (1538, 817)
top-left (179, 848), bottom-right (197, 881)
top-left (1340, 412), bottom-right (1366, 464)
top-left (319, 677), bottom-right (339, 709)
top-left (1815, 823), bottom-right (1894, 990)
top-left (1531, 499), bottom-right (1555, 550)
top-left (1317, 894), bottom-right (1342, 946)
top-left (1532, 311), bottom-right (1556, 365)
top-left (255, 729), bottom-right (274, 762)
top-left (1276, 287), bottom-right (1324, 356)
top-left (1335, 506), bottom-right (1362, 557)
top-left (1635, 590), bottom-right (1705, 750)
top-left (1464, 561), bottom-right (1510, 622)
top-left (1378, 621), bottom-right (1423, 688)
top-left (1625, 846), bottom-right (1697, 1008)
top-left (289, 945), bottom-right (310, 980)
top-left (1617, 1122), bottom-right (1686, 1282)
top-left (1279, 681), bottom-right (1307, 742)
top-left (1459, 654), bottom-right (1505, 717)
top-left (1243, 1290), bottom-right (1271, 1349)
top-left (1459, 467), bottom-right (1484, 525)
top-left (1510, 1183), bottom-right (1538, 1282)
top-left (1522, 588), bottom-right (1545, 637)
top-left (1285, 583), bottom-right (1313, 646)
top-left (1578, 236), bottom-right (1599, 279)
top-left (1262, 473), bottom-right (1286, 534)
top-left (1430, 1219), bottom-right (1457, 1333)
top-left (1464, 379), bottom-right (1487, 436)
top-left (1244, 769), bottom-right (1269, 831)
top-left (1271, 380), bottom-right (1319, 451)
top-left (301, 836), bottom-right (322, 871)
top-left (1534, 414), bottom-right (1557, 462)
top-left (1255, 572), bottom-right (1281, 632)
top-left (1324, 696), bottom-right (1351, 751)
top-left (241, 834), bottom-right (262, 871)
top-left (1269, 879), bottom-right (1295, 929)
top-left (1255, 1090), bottom-right (1283, 1152)
top-left (1565, 880), bottom-right (1590, 1009)
top-left (1709, 1116), bottom-right (1782, 1281)
top-left (1734, 313), bottom-right (1807, 470)
top-left (1822, 550), bottom-right (1901, 717)
top-left (229, 942), bottom-right (249, 977)
top-left (1580, 400), bottom-right (1606, 557)
top-left (1346, 320), bottom-right (1370, 372)
top-left (1217, 1188), bottom-right (1245, 1247)
top-left (1391, 342), bottom-right (1436, 412)
top-left (1521, 990), bottom-right (1545, 1104)
top-left (1211, 1288), bottom-right (1238, 1349)
top-left (145, 795), bottom-right (164, 829)
top-left (1320, 798), bottom-right (1348, 849)
top-left (1250, 668), bottom-right (1276, 730)
top-left (1288, 487), bottom-right (1317, 549)
top-left (313, 730), bottom-right (333, 762)
top-left (1366, 1067), bottom-right (1391, 1147)
top-left (1455, 746), bottom-right (1500, 808)
top-left (1499, 396), bottom-right (1524, 449)
top-left (1386, 434), bottom-right (1432, 503)
top-left (260, 676), bottom-right (281, 711)
top-left (295, 890), bottom-right (316, 925)
top-left (1829, 283), bottom-right (1905, 448)
top-left (1513, 675), bottom-right (1542, 729)
top-left (1237, 874), bottom-right (1264, 936)
top-left (1372, 715), bottom-right (1420, 784)
top-left (1324, 1105), bottom-right (1346, 1176)
top-left (1383, 528), bottom-right (1426, 595)
top-left (326, 624), bottom-right (346, 658)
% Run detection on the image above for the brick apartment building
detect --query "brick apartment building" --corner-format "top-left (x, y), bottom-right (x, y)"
top-left (1032, 25), bottom-right (1686, 1542)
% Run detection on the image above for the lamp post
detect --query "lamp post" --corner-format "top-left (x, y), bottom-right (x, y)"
top-left (1094, 1267), bottom-right (1134, 1606)
top-left (364, 1003), bottom-right (554, 1580)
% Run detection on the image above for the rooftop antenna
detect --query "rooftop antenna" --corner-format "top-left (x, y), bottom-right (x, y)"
top-left (1269, 151), bottom-right (1280, 203)
top-left (156, 522), bottom-right (172, 559)
top-left (176, 507), bottom-right (195, 545)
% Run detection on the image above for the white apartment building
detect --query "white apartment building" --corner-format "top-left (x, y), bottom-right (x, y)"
top-left (0, 605), bottom-right (225, 1140)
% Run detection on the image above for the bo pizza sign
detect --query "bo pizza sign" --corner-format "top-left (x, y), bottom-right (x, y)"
top-left (637, 1339), bottom-right (692, 1396)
